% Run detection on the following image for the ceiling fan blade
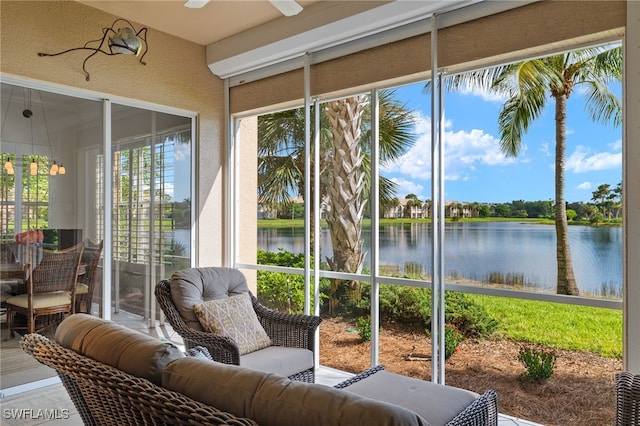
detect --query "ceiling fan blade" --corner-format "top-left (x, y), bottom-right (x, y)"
top-left (269, 0), bottom-right (303, 16)
top-left (183, 0), bottom-right (209, 8)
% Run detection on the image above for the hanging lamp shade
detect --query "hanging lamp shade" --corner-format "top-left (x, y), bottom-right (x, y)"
top-left (30, 158), bottom-right (38, 176)
top-left (49, 161), bottom-right (58, 175)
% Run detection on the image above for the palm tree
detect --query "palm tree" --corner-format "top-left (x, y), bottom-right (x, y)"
top-left (258, 90), bottom-right (416, 314)
top-left (434, 45), bottom-right (622, 295)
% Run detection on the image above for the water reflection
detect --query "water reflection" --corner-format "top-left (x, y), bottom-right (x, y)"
top-left (257, 222), bottom-right (622, 297)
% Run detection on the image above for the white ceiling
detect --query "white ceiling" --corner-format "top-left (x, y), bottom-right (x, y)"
top-left (77, 0), bottom-right (368, 46)
top-left (77, 0), bottom-right (493, 79)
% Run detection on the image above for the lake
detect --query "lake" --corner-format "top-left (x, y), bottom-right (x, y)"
top-left (257, 222), bottom-right (623, 296)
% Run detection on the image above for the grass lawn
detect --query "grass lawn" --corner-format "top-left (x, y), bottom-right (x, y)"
top-left (468, 294), bottom-right (623, 358)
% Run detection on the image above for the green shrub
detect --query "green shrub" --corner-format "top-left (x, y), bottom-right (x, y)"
top-left (356, 316), bottom-right (372, 341)
top-left (377, 285), bottom-right (497, 338)
top-left (444, 326), bottom-right (463, 359)
top-left (518, 346), bottom-right (556, 382)
top-left (256, 249), bottom-right (498, 340)
top-left (445, 291), bottom-right (498, 338)
top-left (256, 249), bottom-right (328, 313)
top-left (378, 284), bottom-right (430, 324)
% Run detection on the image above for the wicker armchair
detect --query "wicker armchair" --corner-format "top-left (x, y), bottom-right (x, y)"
top-left (5, 242), bottom-right (84, 337)
top-left (74, 239), bottom-right (103, 314)
top-left (155, 267), bottom-right (321, 382)
top-left (20, 332), bottom-right (258, 426)
top-left (615, 371), bottom-right (640, 426)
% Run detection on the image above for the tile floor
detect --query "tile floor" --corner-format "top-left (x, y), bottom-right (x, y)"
top-left (0, 310), bottom-right (543, 425)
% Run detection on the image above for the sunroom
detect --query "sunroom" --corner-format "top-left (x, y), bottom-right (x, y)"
top-left (0, 1), bottom-right (638, 425)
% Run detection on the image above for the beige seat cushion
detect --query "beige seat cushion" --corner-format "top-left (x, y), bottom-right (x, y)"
top-left (341, 370), bottom-right (480, 426)
top-left (241, 346), bottom-right (313, 378)
top-left (163, 357), bottom-right (430, 426)
top-left (6, 293), bottom-right (71, 309)
top-left (75, 283), bottom-right (89, 294)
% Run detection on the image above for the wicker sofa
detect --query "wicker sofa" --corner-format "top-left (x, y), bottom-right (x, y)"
top-left (22, 314), bottom-right (498, 426)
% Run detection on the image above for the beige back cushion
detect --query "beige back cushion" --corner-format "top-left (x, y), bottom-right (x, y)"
top-left (55, 313), bottom-right (184, 385)
top-left (170, 267), bottom-right (250, 331)
top-left (163, 357), bottom-right (430, 426)
top-left (193, 293), bottom-right (272, 355)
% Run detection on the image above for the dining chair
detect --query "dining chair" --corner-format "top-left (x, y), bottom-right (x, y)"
top-left (0, 241), bottom-right (17, 264)
top-left (74, 239), bottom-right (103, 314)
top-left (5, 242), bottom-right (84, 337)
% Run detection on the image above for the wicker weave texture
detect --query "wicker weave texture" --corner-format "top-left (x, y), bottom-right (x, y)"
top-left (75, 239), bottom-right (103, 314)
top-left (155, 277), bottom-right (321, 382)
top-left (30, 243), bottom-right (84, 294)
top-left (20, 333), bottom-right (258, 426)
top-left (616, 372), bottom-right (640, 426)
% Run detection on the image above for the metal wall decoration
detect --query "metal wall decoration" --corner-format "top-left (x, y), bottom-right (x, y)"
top-left (38, 18), bottom-right (148, 81)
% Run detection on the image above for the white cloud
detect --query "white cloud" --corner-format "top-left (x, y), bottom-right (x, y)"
top-left (174, 142), bottom-right (191, 161)
top-left (609, 139), bottom-right (622, 150)
top-left (577, 181), bottom-right (592, 190)
top-left (391, 177), bottom-right (426, 200)
top-left (456, 81), bottom-right (507, 103)
top-left (566, 145), bottom-right (622, 173)
top-left (383, 112), bottom-right (518, 182)
top-left (540, 142), bottom-right (551, 157)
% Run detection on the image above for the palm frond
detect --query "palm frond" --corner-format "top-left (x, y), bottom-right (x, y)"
top-left (258, 155), bottom-right (301, 205)
top-left (581, 80), bottom-right (622, 127)
top-left (371, 90), bottom-right (417, 163)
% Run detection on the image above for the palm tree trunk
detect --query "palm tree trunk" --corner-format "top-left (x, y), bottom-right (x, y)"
top-left (325, 96), bottom-right (368, 315)
top-left (554, 94), bottom-right (580, 295)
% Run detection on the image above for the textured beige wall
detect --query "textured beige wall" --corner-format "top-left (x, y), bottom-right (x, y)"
top-left (1, 0), bottom-right (226, 266)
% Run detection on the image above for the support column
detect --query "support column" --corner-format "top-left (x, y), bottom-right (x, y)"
top-left (624, 0), bottom-right (640, 374)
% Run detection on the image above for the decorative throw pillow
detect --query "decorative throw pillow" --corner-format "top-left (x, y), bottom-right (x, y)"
top-left (193, 293), bottom-right (272, 355)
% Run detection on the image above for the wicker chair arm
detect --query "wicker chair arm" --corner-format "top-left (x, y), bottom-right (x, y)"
top-left (333, 365), bottom-right (386, 389)
top-left (251, 294), bottom-right (322, 349)
top-left (446, 389), bottom-right (498, 426)
top-left (155, 280), bottom-right (242, 365)
top-left (20, 333), bottom-right (258, 426)
top-left (615, 371), bottom-right (640, 426)
top-left (181, 329), bottom-right (242, 365)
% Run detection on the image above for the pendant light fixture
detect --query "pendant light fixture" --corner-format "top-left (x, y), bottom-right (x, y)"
top-left (24, 104), bottom-right (38, 177)
top-left (21, 89), bottom-right (67, 177)
top-left (1, 86), bottom-right (66, 176)
top-left (3, 157), bottom-right (14, 175)
top-left (1, 86), bottom-right (16, 175)
top-left (37, 90), bottom-right (64, 176)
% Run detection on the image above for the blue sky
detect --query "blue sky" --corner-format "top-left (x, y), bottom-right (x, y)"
top-left (383, 80), bottom-right (623, 204)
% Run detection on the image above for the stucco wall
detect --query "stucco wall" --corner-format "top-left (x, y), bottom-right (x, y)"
top-left (0, 0), bottom-right (226, 266)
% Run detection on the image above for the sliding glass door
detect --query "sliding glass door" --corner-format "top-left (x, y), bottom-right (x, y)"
top-left (109, 104), bottom-right (193, 320)
top-left (0, 82), bottom-right (195, 394)
top-left (1, 82), bottom-right (103, 391)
